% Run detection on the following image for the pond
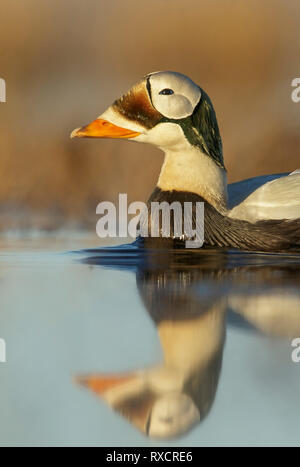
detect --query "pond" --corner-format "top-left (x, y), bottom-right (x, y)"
top-left (0, 235), bottom-right (300, 446)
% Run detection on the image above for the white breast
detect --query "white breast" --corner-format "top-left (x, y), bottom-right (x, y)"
top-left (228, 170), bottom-right (300, 222)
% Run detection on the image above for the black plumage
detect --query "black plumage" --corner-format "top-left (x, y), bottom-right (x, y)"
top-left (143, 187), bottom-right (300, 252)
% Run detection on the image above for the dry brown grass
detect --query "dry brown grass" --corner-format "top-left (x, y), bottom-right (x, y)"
top-left (0, 0), bottom-right (300, 229)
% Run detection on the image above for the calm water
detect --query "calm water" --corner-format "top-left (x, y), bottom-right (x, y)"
top-left (0, 235), bottom-right (300, 446)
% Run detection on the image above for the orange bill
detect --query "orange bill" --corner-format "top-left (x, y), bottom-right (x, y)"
top-left (70, 118), bottom-right (141, 139)
top-left (75, 373), bottom-right (135, 395)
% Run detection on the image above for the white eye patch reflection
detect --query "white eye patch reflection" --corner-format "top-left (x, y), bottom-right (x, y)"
top-left (149, 71), bottom-right (201, 120)
top-left (148, 392), bottom-right (200, 439)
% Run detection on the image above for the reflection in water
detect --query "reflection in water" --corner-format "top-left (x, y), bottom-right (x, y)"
top-left (76, 243), bottom-right (300, 439)
top-left (229, 268), bottom-right (300, 337)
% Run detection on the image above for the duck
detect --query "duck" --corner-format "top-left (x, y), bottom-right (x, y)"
top-left (71, 71), bottom-right (300, 252)
top-left (76, 291), bottom-right (226, 439)
top-left (77, 245), bottom-right (300, 438)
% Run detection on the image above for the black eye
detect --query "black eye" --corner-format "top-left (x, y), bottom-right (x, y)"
top-left (159, 88), bottom-right (174, 95)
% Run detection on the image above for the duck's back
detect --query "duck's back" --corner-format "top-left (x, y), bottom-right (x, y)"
top-left (228, 170), bottom-right (300, 222)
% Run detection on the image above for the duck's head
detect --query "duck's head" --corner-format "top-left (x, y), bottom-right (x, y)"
top-left (71, 71), bottom-right (225, 170)
top-left (76, 370), bottom-right (200, 440)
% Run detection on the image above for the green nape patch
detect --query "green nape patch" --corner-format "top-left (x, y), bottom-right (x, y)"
top-left (162, 89), bottom-right (225, 170)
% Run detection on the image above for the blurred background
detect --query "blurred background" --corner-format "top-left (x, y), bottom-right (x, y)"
top-left (0, 0), bottom-right (300, 231)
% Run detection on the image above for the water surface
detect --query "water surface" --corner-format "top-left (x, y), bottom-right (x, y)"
top-left (0, 235), bottom-right (300, 446)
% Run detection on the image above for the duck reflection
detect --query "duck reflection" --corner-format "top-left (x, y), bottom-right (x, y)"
top-left (76, 245), bottom-right (300, 439)
top-left (229, 267), bottom-right (300, 337)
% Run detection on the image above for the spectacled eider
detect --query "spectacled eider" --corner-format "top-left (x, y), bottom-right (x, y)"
top-left (71, 71), bottom-right (300, 252)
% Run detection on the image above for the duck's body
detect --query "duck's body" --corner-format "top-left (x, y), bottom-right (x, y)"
top-left (147, 185), bottom-right (300, 251)
top-left (228, 170), bottom-right (300, 221)
top-left (71, 71), bottom-right (300, 252)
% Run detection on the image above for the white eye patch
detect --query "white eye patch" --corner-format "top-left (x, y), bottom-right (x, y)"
top-left (148, 393), bottom-right (200, 439)
top-left (149, 71), bottom-right (201, 120)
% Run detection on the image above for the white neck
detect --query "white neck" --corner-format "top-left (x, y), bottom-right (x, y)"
top-left (157, 145), bottom-right (228, 212)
